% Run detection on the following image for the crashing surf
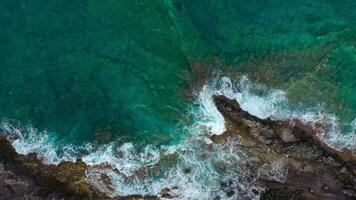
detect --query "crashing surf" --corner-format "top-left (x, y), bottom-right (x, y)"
top-left (1, 75), bottom-right (355, 199)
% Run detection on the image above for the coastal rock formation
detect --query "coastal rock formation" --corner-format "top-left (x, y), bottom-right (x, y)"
top-left (0, 136), bottom-right (157, 200)
top-left (0, 136), bottom-right (105, 199)
top-left (0, 159), bottom-right (90, 200)
top-left (213, 95), bottom-right (356, 200)
top-left (0, 136), bottom-right (160, 200)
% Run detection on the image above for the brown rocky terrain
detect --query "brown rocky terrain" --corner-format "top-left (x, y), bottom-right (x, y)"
top-left (0, 136), bottom-right (103, 200)
top-left (213, 95), bottom-right (356, 200)
top-left (0, 161), bottom-right (77, 200)
top-left (0, 136), bottom-right (156, 200)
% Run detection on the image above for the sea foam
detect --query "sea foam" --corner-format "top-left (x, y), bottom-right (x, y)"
top-left (1, 75), bottom-right (355, 199)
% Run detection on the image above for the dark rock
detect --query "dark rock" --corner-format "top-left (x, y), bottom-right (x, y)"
top-left (0, 161), bottom-right (78, 200)
top-left (160, 188), bottom-right (173, 198)
top-left (226, 190), bottom-right (235, 197)
top-left (0, 136), bottom-right (157, 200)
top-left (220, 182), bottom-right (228, 188)
top-left (261, 187), bottom-right (304, 200)
top-left (212, 95), bottom-right (356, 200)
top-left (183, 168), bottom-right (192, 175)
top-left (213, 196), bottom-right (221, 200)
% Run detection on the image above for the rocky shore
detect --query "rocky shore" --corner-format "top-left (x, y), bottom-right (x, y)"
top-left (0, 136), bottom-right (104, 199)
top-left (0, 136), bottom-right (156, 200)
top-left (213, 95), bottom-right (356, 200)
top-left (0, 95), bottom-right (355, 199)
top-left (0, 161), bottom-right (73, 200)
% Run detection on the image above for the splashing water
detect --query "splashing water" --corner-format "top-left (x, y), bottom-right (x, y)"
top-left (211, 76), bottom-right (356, 150)
top-left (1, 76), bottom-right (355, 199)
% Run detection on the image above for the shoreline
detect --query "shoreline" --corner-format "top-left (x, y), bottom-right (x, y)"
top-left (0, 95), bottom-right (355, 199)
top-left (213, 95), bottom-right (356, 199)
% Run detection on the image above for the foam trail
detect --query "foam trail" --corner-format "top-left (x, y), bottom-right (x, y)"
top-left (82, 143), bottom-right (160, 177)
top-left (0, 120), bottom-right (79, 164)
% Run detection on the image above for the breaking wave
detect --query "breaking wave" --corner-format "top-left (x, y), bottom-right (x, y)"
top-left (1, 75), bottom-right (355, 199)
top-left (212, 76), bottom-right (356, 150)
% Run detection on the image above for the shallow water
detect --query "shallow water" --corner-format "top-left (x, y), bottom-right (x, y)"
top-left (0, 0), bottom-right (355, 199)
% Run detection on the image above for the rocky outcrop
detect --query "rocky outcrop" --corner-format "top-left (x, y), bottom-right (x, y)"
top-left (0, 136), bottom-right (105, 199)
top-left (0, 161), bottom-right (70, 200)
top-left (213, 95), bottom-right (356, 200)
top-left (0, 136), bottom-right (158, 200)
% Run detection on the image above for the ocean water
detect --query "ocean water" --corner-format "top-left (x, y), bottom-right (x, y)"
top-left (0, 0), bottom-right (355, 199)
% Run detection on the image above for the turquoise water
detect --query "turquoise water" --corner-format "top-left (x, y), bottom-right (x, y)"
top-left (0, 0), bottom-right (355, 198)
top-left (0, 0), bottom-right (200, 146)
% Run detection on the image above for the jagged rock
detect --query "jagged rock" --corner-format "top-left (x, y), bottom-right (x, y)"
top-left (212, 95), bottom-right (356, 200)
top-left (0, 136), bottom-right (157, 200)
top-left (0, 162), bottom-right (65, 200)
top-left (0, 136), bottom-right (104, 199)
top-left (0, 157), bottom-right (88, 199)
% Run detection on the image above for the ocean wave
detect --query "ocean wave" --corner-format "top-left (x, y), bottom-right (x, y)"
top-left (1, 75), bottom-right (355, 199)
top-left (0, 120), bottom-right (79, 164)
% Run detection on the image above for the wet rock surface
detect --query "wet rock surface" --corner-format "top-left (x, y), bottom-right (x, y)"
top-left (0, 136), bottom-right (100, 200)
top-left (213, 95), bottom-right (356, 200)
top-left (0, 161), bottom-right (75, 200)
top-left (0, 136), bottom-right (156, 200)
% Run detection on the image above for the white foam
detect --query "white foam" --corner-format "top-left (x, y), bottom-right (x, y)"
top-left (210, 76), bottom-right (289, 120)
top-left (1, 75), bottom-right (355, 199)
top-left (207, 76), bottom-right (356, 150)
top-left (82, 143), bottom-right (160, 177)
top-left (194, 85), bottom-right (226, 135)
top-left (192, 75), bottom-right (286, 136)
top-left (84, 138), bottom-right (262, 199)
top-left (82, 77), bottom-right (268, 199)
top-left (0, 120), bottom-right (78, 164)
